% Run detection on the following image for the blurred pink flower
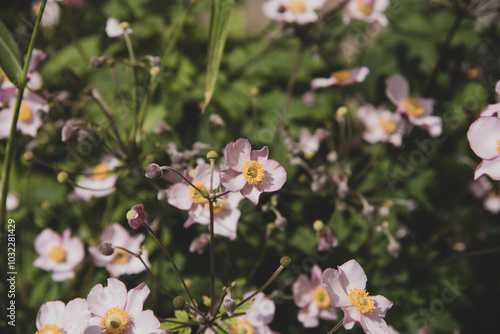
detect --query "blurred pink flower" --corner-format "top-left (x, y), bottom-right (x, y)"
top-left (0, 92), bottom-right (49, 139)
top-left (322, 259), bottom-right (393, 334)
top-left (469, 177), bottom-right (500, 213)
top-left (480, 80), bottom-right (500, 117)
top-left (311, 67), bottom-right (369, 90)
top-left (293, 265), bottom-right (337, 328)
top-left (85, 278), bottom-right (161, 334)
top-left (386, 74), bottom-right (442, 137)
top-left (317, 226), bottom-right (338, 251)
top-left (35, 299), bottom-right (90, 334)
top-left (342, 0), bottom-right (390, 26)
top-left (220, 138), bottom-right (287, 204)
top-left (228, 292), bottom-right (278, 334)
top-left (189, 233), bottom-right (211, 253)
top-left (184, 192), bottom-right (244, 240)
top-left (467, 116), bottom-right (500, 180)
top-left (72, 155), bottom-right (121, 201)
top-left (33, 228), bottom-right (84, 281)
top-left (262, 0), bottom-right (326, 25)
top-left (33, 0), bottom-right (61, 27)
top-left (106, 17), bottom-right (133, 38)
top-left (357, 104), bottom-right (406, 147)
top-left (88, 223), bottom-right (149, 278)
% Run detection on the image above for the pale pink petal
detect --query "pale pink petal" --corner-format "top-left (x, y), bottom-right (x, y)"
top-left (467, 116), bottom-right (500, 159)
top-left (127, 310), bottom-right (161, 334)
top-left (214, 208), bottom-right (240, 240)
top-left (0, 109), bottom-right (12, 139)
top-left (125, 283), bottom-right (150, 316)
top-left (412, 115), bottom-right (442, 137)
top-left (310, 265), bottom-right (323, 287)
top-left (106, 18), bottom-right (124, 38)
top-left (250, 146), bottom-right (269, 162)
top-left (224, 138), bottom-right (251, 171)
top-left (257, 159), bottom-right (287, 192)
top-left (386, 74), bottom-right (409, 105)
top-left (311, 78), bottom-right (336, 90)
top-left (322, 268), bottom-right (351, 308)
top-left (481, 103), bottom-right (500, 117)
top-left (351, 66), bottom-right (370, 82)
top-left (36, 301), bottom-right (65, 329)
top-left (297, 302), bottom-right (320, 328)
top-left (193, 163), bottom-right (214, 188)
top-left (338, 259), bottom-right (368, 292)
top-left (360, 312), bottom-right (390, 334)
top-left (167, 183), bottom-right (193, 210)
top-left (87, 278), bottom-right (127, 316)
top-left (63, 298), bottom-right (90, 334)
top-left (106, 250), bottom-right (149, 278)
top-left (342, 306), bottom-right (362, 330)
top-left (246, 292), bottom-right (275, 327)
top-left (34, 228), bottom-right (61, 255)
top-left (474, 157), bottom-right (500, 180)
top-left (292, 275), bottom-right (314, 308)
top-left (496, 80), bottom-right (500, 96)
top-left (484, 195), bottom-right (500, 213)
top-left (220, 169), bottom-right (246, 192)
top-left (318, 306), bottom-right (338, 321)
top-left (241, 183), bottom-right (262, 205)
top-left (370, 295), bottom-right (393, 318)
top-left (414, 97), bottom-right (435, 116)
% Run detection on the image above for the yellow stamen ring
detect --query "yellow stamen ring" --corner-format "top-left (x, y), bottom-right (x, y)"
top-left (402, 97), bottom-right (424, 117)
top-left (48, 246), bottom-right (66, 263)
top-left (286, 0), bottom-right (306, 14)
top-left (99, 306), bottom-right (129, 334)
top-left (378, 118), bottom-right (397, 134)
top-left (230, 319), bottom-right (255, 334)
top-left (313, 286), bottom-right (331, 308)
top-left (19, 102), bottom-right (33, 122)
top-left (112, 248), bottom-right (131, 264)
top-left (92, 163), bottom-right (111, 180)
top-left (242, 160), bottom-right (265, 185)
top-left (356, 1), bottom-right (374, 15)
top-left (35, 324), bottom-right (64, 334)
top-left (348, 287), bottom-right (376, 314)
top-left (330, 69), bottom-right (351, 82)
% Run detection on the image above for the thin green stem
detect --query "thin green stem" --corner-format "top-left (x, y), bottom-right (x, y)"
top-left (326, 317), bottom-right (344, 334)
top-left (141, 222), bottom-right (197, 307)
top-left (0, 0), bottom-right (48, 230)
top-left (237, 264), bottom-right (285, 308)
top-left (159, 166), bottom-right (205, 195)
top-left (208, 158), bottom-right (216, 316)
top-left (114, 246), bottom-right (174, 299)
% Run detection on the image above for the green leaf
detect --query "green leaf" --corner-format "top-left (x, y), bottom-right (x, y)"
top-left (202, 295), bottom-right (212, 307)
top-left (0, 20), bottom-right (23, 86)
top-left (201, 0), bottom-right (235, 113)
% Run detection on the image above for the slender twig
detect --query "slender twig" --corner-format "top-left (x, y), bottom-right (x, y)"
top-left (208, 158), bottom-right (216, 316)
top-left (141, 222), bottom-right (197, 307)
top-left (113, 246), bottom-right (174, 299)
top-left (237, 264), bottom-right (285, 308)
top-left (0, 0), bottom-right (48, 230)
top-left (326, 318), bottom-right (344, 334)
top-left (159, 166), bottom-right (205, 195)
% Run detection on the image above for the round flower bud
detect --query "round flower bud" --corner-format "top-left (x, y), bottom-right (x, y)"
top-left (89, 57), bottom-right (103, 69)
top-left (206, 150), bottom-right (218, 160)
top-left (250, 87), bottom-right (259, 96)
top-left (145, 163), bottom-right (163, 179)
top-left (98, 242), bottom-right (115, 256)
top-left (223, 297), bottom-right (237, 316)
top-left (336, 106), bottom-right (348, 117)
top-left (57, 171), bottom-right (69, 183)
top-left (173, 296), bottom-right (185, 310)
top-left (280, 256), bottom-right (292, 268)
top-left (119, 22), bottom-right (130, 30)
top-left (23, 151), bottom-right (34, 162)
top-left (312, 219), bottom-right (324, 232)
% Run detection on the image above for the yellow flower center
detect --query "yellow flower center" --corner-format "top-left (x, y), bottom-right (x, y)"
top-left (402, 97), bottom-right (424, 117)
top-left (190, 181), bottom-right (208, 204)
top-left (286, 0), bottom-right (306, 14)
top-left (497, 140), bottom-right (500, 157)
top-left (242, 160), bottom-right (265, 185)
top-left (330, 70), bottom-right (351, 82)
top-left (34, 324), bottom-right (64, 334)
top-left (348, 287), bottom-right (376, 314)
top-left (313, 286), bottom-right (331, 308)
top-left (126, 210), bottom-right (137, 220)
top-left (356, 0), bottom-right (374, 15)
top-left (19, 102), bottom-right (33, 122)
top-left (99, 307), bottom-right (129, 334)
top-left (378, 118), bottom-right (397, 134)
top-left (230, 319), bottom-right (255, 334)
top-left (112, 248), bottom-right (131, 264)
top-left (92, 163), bottom-right (110, 180)
top-left (48, 246), bottom-right (66, 263)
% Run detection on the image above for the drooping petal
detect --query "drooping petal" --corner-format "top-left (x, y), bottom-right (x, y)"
top-left (474, 157), bottom-right (500, 180)
top-left (385, 74), bottom-right (409, 105)
top-left (467, 116), bottom-right (500, 159)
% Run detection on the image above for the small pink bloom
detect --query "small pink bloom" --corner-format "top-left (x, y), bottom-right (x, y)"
top-left (33, 228), bottom-right (85, 281)
top-left (343, 0), bottom-right (390, 26)
top-left (317, 227), bottom-right (338, 251)
top-left (127, 204), bottom-right (146, 229)
top-left (293, 265), bottom-right (337, 328)
top-left (72, 155), bottom-right (121, 201)
top-left (189, 233), bottom-right (211, 253)
top-left (88, 223), bottom-right (150, 278)
top-left (220, 139), bottom-right (287, 204)
top-left (322, 259), bottom-right (393, 334)
top-left (467, 116), bottom-right (500, 180)
top-left (35, 299), bottom-right (90, 334)
top-left (85, 278), bottom-right (161, 334)
top-left (262, 0), bottom-right (326, 25)
top-left (106, 17), bottom-right (133, 38)
top-left (385, 74), bottom-right (442, 137)
top-left (227, 292), bottom-right (278, 333)
top-left (311, 67), bottom-right (369, 90)
top-left (357, 104), bottom-right (406, 147)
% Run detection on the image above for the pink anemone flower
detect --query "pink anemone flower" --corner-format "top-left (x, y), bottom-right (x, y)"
top-left (88, 223), bottom-right (150, 278)
top-left (35, 299), bottom-right (90, 334)
top-left (342, 0), bottom-right (390, 26)
top-left (85, 278), bottom-right (161, 334)
top-left (322, 259), bottom-right (393, 334)
top-left (33, 228), bottom-right (85, 281)
top-left (311, 67), bottom-right (369, 90)
top-left (357, 104), bottom-right (406, 147)
top-left (293, 265), bottom-right (337, 328)
top-left (262, 0), bottom-right (326, 25)
top-left (385, 74), bottom-right (442, 137)
top-left (220, 139), bottom-right (287, 205)
top-left (467, 115), bottom-right (500, 180)
top-left (72, 155), bottom-right (121, 201)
